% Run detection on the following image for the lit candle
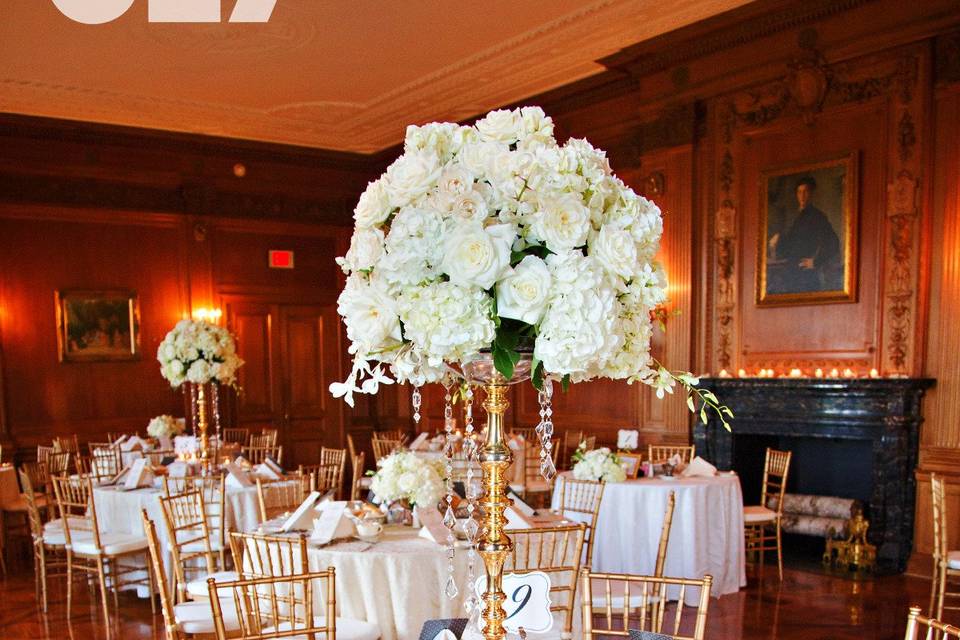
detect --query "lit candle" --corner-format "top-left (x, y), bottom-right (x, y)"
top-left (738, 368), bottom-right (747, 378)
top-left (843, 368), bottom-right (856, 378)
top-left (830, 368), bottom-right (840, 377)
top-left (815, 368), bottom-right (824, 378)
top-left (718, 369), bottom-right (730, 378)
top-left (768, 369), bottom-right (776, 378)
top-left (789, 368), bottom-right (803, 378)
top-left (869, 368), bottom-right (880, 378)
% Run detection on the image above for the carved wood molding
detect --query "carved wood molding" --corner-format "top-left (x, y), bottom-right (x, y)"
top-left (707, 44), bottom-right (928, 374)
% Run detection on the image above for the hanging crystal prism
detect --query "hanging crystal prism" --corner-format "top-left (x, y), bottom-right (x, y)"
top-left (440, 378), bottom-right (460, 599)
top-left (537, 379), bottom-right (557, 480)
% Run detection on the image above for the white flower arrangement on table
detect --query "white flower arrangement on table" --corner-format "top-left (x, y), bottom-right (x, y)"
top-left (369, 450), bottom-right (447, 509)
top-left (571, 444), bottom-right (627, 483)
top-left (329, 105), bottom-right (731, 429)
top-left (146, 415), bottom-right (185, 440)
top-left (157, 319), bottom-right (244, 389)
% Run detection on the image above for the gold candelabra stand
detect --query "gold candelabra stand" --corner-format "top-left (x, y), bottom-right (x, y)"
top-left (465, 354), bottom-right (533, 640)
top-left (196, 383), bottom-right (210, 460)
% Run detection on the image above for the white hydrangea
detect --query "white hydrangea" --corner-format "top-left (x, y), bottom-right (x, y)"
top-left (330, 106), bottom-right (672, 408)
top-left (157, 319), bottom-right (244, 388)
top-left (572, 447), bottom-right (627, 483)
top-left (147, 415), bottom-right (185, 439)
top-left (370, 450), bottom-right (447, 508)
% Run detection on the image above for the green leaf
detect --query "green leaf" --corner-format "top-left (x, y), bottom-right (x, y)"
top-left (493, 345), bottom-right (515, 380)
top-left (561, 374), bottom-right (571, 393)
top-left (699, 407), bottom-right (708, 424)
top-left (686, 395), bottom-right (696, 413)
top-left (532, 361), bottom-right (545, 391)
top-left (721, 406), bottom-right (734, 418)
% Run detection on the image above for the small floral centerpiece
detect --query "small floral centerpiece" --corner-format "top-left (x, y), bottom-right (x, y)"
top-left (572, 443), bottom-right (627, 483)
top-left (147, 415), bottom-right (185, 440)
top-left (157, 319), bottom-right (244, 388)
top-left (369, 450), bottom-right (447, 512)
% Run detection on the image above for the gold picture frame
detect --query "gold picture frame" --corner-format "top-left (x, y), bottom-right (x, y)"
top-left (757, 153), bottom-right (858, 306)
top-left (55, 290), bottom-right (141, 362)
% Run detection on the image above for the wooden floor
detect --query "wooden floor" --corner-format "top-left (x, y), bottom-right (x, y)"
top-left (0, 561), bottom-right (934, 639)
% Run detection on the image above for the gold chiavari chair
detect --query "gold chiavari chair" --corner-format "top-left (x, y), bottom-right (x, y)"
top-left (321, 446), bottom-right (347, 483)
top-left (86, 440), bottom-right (115, 455)
top-left (229, 530), bottom-right (310, 579)
top-left (222, 428), bottom-right (250, 446)
top-left (647, 445), bottom-right (696, 465)
top-left (351, 451), bottom-right (369, 502)
top-left (299, 463), bottom-right (340, 496)
top-left (655, 492), bottom-right (677, 579)
top-left (743, 447), bottom-right (792, 581)
top-left (375, 428), bottom-right (407, 443)
top-left (511, 437), bottom-right (558, 504)
top-left (37, 444), bottom-right (55, 465)
top-left (141, 510), bottom-right (241, 639)
top-left (371, 437), bottom-right (403, 464)
top-left (905, 606), bottom-right (960, 640)
top-left (249, 429), bottom-right (279, 448)
top-left (53, 434), bottom-right (81, 455)
top-left (511, 427), bottom-right (537, 443)
top-left (346, 433), bottom-right (359, 459)
top-left (505, 524), bottom-right (586, 638)
top-left (554, 476), bottom-right (605, 566)
top-left (145, 449), bottom-right (177, 465)
top-left (558, 430), bottom-right (584, 470)
top-left (244, 444), bottom-right (284, 466)
top-left (931, 474), bottom-right (960, 618)
top-left (2, 453), bottom-right (71, 546)
top-left (581, 569), bottom-right (712, 640)
top-left (256, 475), bottom-right (313, 523)
top-left (51, 473), bottom-right (155, 621)
top-left (88, 446), bottom-right (123, 481)
top-left (207, 571), bottom-right (335, 640)
top-left (163, 474), bottom-right (230, 570)
top-left (158, 489), bottom-right (239, 603)
top-left (19, 469), bottom-right (71, 612)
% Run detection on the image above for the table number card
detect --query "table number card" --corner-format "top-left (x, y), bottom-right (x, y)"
top-left (254, 462), bottom-right (283, 481)
top-left (280, 491), bottom-right (323, 533)
top-left (263, 457), bottom-right (283, 475)
top-left (474, 571), bottom-right (553, 634)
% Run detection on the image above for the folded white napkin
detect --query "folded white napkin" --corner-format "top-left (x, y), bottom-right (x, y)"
top-left (617, 429), bottom-right (639, 450)
top-left (682, 456), bottom-right (718, 478)
top-left (253, 462), bottom-right (283, 481)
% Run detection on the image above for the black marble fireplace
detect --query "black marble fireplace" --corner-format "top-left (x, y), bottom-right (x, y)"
top-left (693, 378), bottom-right (934, 573)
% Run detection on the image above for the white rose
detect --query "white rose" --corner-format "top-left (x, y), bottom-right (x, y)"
top-left (341, 228), bottom-right (385, 272)
top-left (590, 223), bottom-right (638, 279)
top-left (337, 275), bottom-right (403, 352)
top-left (529, 194), bottom-right (591, 253)
top-left (440, 222), bottom-right (513, 290)
top-left (354, 179), bottom-right (391, 229)
top-left (451, 190), bottom-right (489, 223)
top-left (496, 255), bottom-right (551, 325)
top-left (384, 151), bottom-right (442, 209)
top-left (475, 108), bottom-right (521, 144)
top-left (458, 141), bottom-right (508, 179)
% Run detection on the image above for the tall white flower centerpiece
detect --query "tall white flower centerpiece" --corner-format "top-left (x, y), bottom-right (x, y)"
top-left (330, 107), bottom-right (731, 640)
top-left (157, 319), bottom-right (244, 460)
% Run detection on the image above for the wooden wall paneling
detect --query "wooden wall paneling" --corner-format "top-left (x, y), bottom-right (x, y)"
top-left (224, 298), bottom-right (278, 433)
top-left (0, 205), bottom-right (188, 454)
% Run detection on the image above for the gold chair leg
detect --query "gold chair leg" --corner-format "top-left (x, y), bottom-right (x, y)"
top-left (96, 558), bottom-right (110, 621)
top-left (111, 558), bottom-right (120, 614)
top-left (146, 553), bottom-right (156, 615)
top-left (930, 563), bottom-right (939, 617)
top-left (66, 552), bottom-right (74, 618)
top-left (775, 523), bottom-right (783, 581)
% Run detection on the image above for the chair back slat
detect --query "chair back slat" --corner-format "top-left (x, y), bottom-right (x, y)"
top-left (371, 437), bottom-right (403, 463)
top-left (647, 445), bottom-right (696, 465)
top-left (582, 569), bottom-right (713, 640)
top-left (256, 476), bottom-right (312, 523)
top-left (760, 448), bottom-right (792, 515)
top-left (159, 489), bottom-right (216, 603)
top-left (654, 491), bottom-right (677, 578)
top-left (351, 451), bottom-right (367, 501)
top-left (556, 476), bottom-right (605, 566)
top-left (230, 531), bottom-right (309, 579)
top-left (504, 524), bottom-right (586, 636)
top-left (244, 445), bottom-right (284, 466)
top-left (51, 473), bottom-right (102, 551)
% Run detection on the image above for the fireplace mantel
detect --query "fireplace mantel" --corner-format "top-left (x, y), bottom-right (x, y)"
top-left (693, 377), bottom-right (934, 572)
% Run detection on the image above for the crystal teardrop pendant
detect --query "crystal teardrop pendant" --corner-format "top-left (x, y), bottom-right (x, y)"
top-left (443, 505), bottom-right (457, 530)
top-left (444, 574), bottom-right (460, 599)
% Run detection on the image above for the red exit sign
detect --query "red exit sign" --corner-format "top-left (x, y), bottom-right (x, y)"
top-left (268, 250), bottom-right (294, 269)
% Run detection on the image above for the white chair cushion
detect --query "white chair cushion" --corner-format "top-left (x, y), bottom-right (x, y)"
top-left (175, 600), bottom-right (240, 634)
top-left (948, 551), bottom-right (960, 570)
top-left (42, 527), bottom-right (94, 547)
top-left (264, 616), bottom-right (380, 640)
top-left (182, 538), bottom-right (225, 553)
top-left (186, 571), bottom-right (240, 599)
top-left (72, 532), bottom-right (149, 556)
top-left (743, 505), bottom-right (778, 523)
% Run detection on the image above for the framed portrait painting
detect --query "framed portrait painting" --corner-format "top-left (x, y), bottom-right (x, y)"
top-left (757, 153), bottom-right (858, 306)
top-left (55, 290), bottom-right (141, 362)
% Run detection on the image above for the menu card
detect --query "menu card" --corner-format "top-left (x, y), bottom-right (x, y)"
top-left (307, 500), bottom-right (352, 542)
top-left (281, 491), bottom-right (323, 532)
top-left (124, 458), bottom-right (153, 489)
top-left (409, 432), bottom-right (429, 451)
top-left (224, 462), bottom-right (253, 488)
top-left (416, 506), bottom-right (449, 545)
top-left (254, 462), bottom-right (283, 481)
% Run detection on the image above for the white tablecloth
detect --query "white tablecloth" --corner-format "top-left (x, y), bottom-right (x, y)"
top-left (307, 526), bottom-right (472, 640)
top-left (550, 472), bottom-right (746, 602)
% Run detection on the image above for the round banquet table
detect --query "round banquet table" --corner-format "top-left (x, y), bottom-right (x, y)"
top-left (93, 477), bottom-right (294, 594)
top-left (550, 472), bottom-right (746, 602)
top-left (307, 526), bottom-right (472, 640)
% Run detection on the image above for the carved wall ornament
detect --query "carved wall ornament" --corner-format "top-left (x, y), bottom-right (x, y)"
top-left (719, 150), bottom-right (735, 195)
top-left (637, 171), bottom-right (666, 198)
top-left (888, 170), bottom-right (919, 217)
top-left (714, 201), bottom-right (737, 369)
top-left (787, 49), bottom-right (832, 124)
top-left (898, 112), bottom-right (917, 163)
top-left (730, 84), bottom-right (791, 127)
top-left (193, 222), bottom-right (207, 243)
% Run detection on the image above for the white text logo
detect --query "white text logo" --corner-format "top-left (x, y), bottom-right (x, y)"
top-left (52, 0), bottom-right (277, 24)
